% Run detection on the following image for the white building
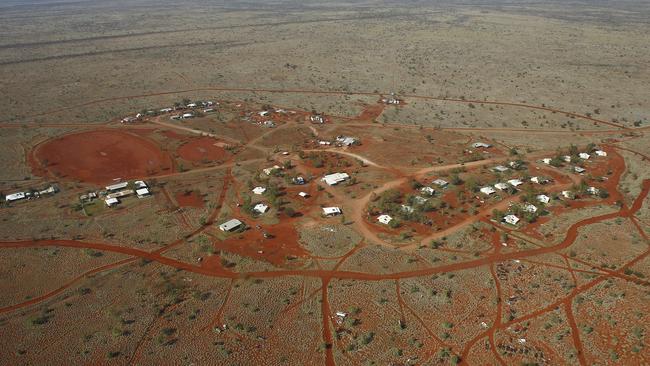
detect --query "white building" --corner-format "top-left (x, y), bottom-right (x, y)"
top-left (322, 172), bottom-right (350, 186)
top-left (432, 179), bottom-right (448, 187)
top-left (579, 153), bottom-right (590, 160)
top-left (574, 166), bottom-right (586, 173)
top-left (587, 186), bottom-right (600, 195)
top-left (377, 214), bottom-right (393, 225)
top-left (536, 194), bottom-right (550, 204)
top-left (542, 158), bottom-right (552, 165)
top-left (134, 180), bottom-right (148, 189)
top-left (253, 203), bottom-right (269, 214)
top-left (105, 197), bottom-right (119, 207)
top-left (252, 187), bottom-right (267, 195)
top-left (420, 186), bottom-right (435, 196)
top-left (182, 113), bottom-right (194, 119)
top-left (263, 165), bottom-right (281, 175)
top-left (298, 192), bottom-right (310, 198)
top-left (323, 207), bottom-right (342, 216)
top-left (530, 176), bottom-right (549, 184)
top-left (480, 186), bottom-right (496, 195)
top-left (318, 140), bottom-right (331, 146)
top-left (507, 179), bottom-right (523, 187)
top-left (219, 219), bottom-right (243, 232)
top-left (494, 183), bottom-right (509, 191)
top-left (562, 190), bottom-right (574, 199)
top-left (106, 182), bottom-right (129, 192)
top-left (336, 136), bottom-right (358, 146)
top-left (562, 155), bottom-right (572, 163)
top-left (595, 150), bottom-right (607, 157)
top-left (471, 142), bottom-right (491, 148)
top-left (523, 204), bottom-right (538, 213)
top-left (493, 165), bottom-right (509, 173)
top-left (5, 192), bottom-right (26, 202)
top-left (136, 188), bottom-right (150, 198)
top-left (503, 214), bottom-right (520, 225)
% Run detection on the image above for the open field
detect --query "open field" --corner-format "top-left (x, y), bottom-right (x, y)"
top-left (0, 0), bottom-right (649, 365)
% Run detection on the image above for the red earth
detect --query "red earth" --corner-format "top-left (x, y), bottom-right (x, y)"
top-left (30, 129), bottom-right (174, 185)
top-left (175, 190), bottom-right (205, 208)
top-left (177, 137), bottom-right (230, 163)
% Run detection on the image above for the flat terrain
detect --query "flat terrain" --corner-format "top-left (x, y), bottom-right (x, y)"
top-left (0, 1), bottom-right (649, 365)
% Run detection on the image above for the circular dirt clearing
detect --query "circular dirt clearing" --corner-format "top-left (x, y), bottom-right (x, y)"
top-left (31, 130), bottom-right (174, 185)
top-left (177, 137), bottom-right (229, 163)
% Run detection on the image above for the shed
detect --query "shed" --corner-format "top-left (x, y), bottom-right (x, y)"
top-left (503, 214), bottom-right (520, 225)
top-left (579, 153), bottom-right (590, 160)
top-left (252, 187), bottom-right (267, 195)
top-left (507, 179), bottom-right (523, 187)
top-left (253, 203), bottom-right (269, 214)
top-left (106, 182), bottom-right (128, 192)
top-left (298, 192), bottom-right (310, 198)
top-left (323, 207), bottom-right (341, 216)
top-left (432, 179), bottom-right (448, 187)
top-left (480, 187), bottom-right (496, 195)
top-left (494, 183), bottom-right (509, 191)
top-left (105, 197), bottom-right (119, 207)
top-left (536, 194), bottom-right (550, 204)
top-left (136, 188), bottom-right (150, 198)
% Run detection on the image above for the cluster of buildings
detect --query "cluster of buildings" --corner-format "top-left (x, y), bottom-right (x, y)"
top-left (79, 180), bottom-right (151, 208)
top-left (3, 185), bottom-right (58, 204)
top-left (541, 148), bottom-right (607, 174)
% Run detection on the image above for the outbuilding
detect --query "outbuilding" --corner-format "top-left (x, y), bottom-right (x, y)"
top-left (480, 186), bottom-right (496, 195)
top-left (106, 182), bottom-right (128, 192)
top-left (252, 187), bottom-right (267, 195)
top-left (136, 188), bottom-right (150, 198)
top-left (322, 173), bottom-right (350, 186)
top-left (5, 192), bottom-right (26, 202)
top-left (253, 203), bottom-right (269, 214)
top-left (536, 194), bottom-right (550, 204)
top-left (105, 197), bottom-right (119, 207)
top-left (507, 179), bottom-right (523, 187)
top-left (494, 183), bottom-right (509, 191)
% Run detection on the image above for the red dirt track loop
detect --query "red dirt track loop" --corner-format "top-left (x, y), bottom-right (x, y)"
top-left (30, 129), bottom-right (174, 185)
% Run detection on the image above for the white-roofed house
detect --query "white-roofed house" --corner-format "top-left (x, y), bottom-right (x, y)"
top-left (432, 179), bottom-right (448, 187)
top-left (480, 186), bottom-right (496, 195)
top-left (493, 165), bottom-right (509, 173)
top-left (562, 190), bottom-right (575, 199)
top-left (503, 214), bottom-right (520, 225)
top-left (494, 183), bottom-right (509, 191)
top-left (263, 165), bottom-right (281, 175)
top-left (219, 219), bottom-right (243, 232)
top-left (530, 176), bottom-right (549, 184)
top-left (587, 187), bottom-right (600, 195)
top-left (322, 207), bottom-right (342, 216)
top-left (134, 180), bottom-right (148, 189)
top-left (420, 187), bottom-right (435, 196)
top-left (182, 113), bottom-right (194, 119)
top-left (253, 203), bottom-right (269, 214)
top-left (377, 214), bottom-right (393, 225)
top-left (322, 173), bottom-right (350, 186)
top-left (252, 187), bottom-right (267, 195)
top-left (507, 179), bottom-right (523, 187)
top-left (578, 153), bottom-right (590, 160)
top-left (471, 142), bottom-right (491, 148)
top-left (5, 192), bottom-right (26, 202)
top-left (523, 204), bottom-right (538, 213)
top-left (595, 150), bottom-right (607, 157)
top-left (542, 158), bottom-right (552, 165)
top-left (105, 197), bottom-right (119, 207)
top-left (536, 194), bottom-right (550, 204)
top-left (574, 166), bottom-right (586, 173)
top-left (136, 188), bottom-right (151, 198)
top-left (298, 192), bottom-right (310, 198)
top-left (562, 155), bottom-right (572, 163)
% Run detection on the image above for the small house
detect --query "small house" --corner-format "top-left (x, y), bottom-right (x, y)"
top-left (421, 187), bottom-right (435, 196)
top-left (5, 192), bottom-right (26, 202)
top-left (507, 179), bottom-right (523, 187)
top-left (134, 180), bottom-right (148, 189)
top-left (106, 182), bottom-right (129, 192)
top-left (263, 165), bottom-right (281, 175)
top-left (523, 204), bottom-right (538, 213)
top-left (136, 188), bottom-right (150, 198)
top-left (253, 203), bottom-right (269, 214)
top-left (536, 194), bottom-right (550, 204)
top-left (471, 142), bottom-right (491, 149)
top-left (219, 219), bottom-right (243, 232)
top-left (503, 215), bottom-right (520, 225)
top-left (377, 214), bottom-right (393, 225)
top-left (493, 165), bottom-right (509, 173)
top-left (542, 158), bottom-right (552, 165)
top-left (562, 155), bottom-right (572, 163)
top-left (562, 190), bottom-right (574, 199)
top-left (578, 153), bottom-right (590, 160)
top-left (298, 192), bottom-right (310, 198)
top-left (595, 150), bottom-right (607, 157)
top-left (432, 179), bottom-right (448, 188)
top-left (574, 166), bottom-right (586, 173)
top-left (587, 187), bottom-right (599, 195)
top-left (182, 113), bottom-right (194, 119)
top-left (480, 186), bottom-right (496, 195)
top-left (105, 197), bottom-right (119, 207)
top-left (323, 207), bottom-right (342, 216)
top-left (322, 173), bottom-right (350, 186)
top-left (530, 176), bottom-right (549, 184)
top-left (252, 187), bottom-right (267, 195)
top-left (494, 183), bottom-right (509, 191)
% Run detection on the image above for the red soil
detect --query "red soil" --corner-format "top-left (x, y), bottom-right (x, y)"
top-left (175, 190), bottom-right (205, 208)
top-left (213, 219), bottom-right (309, 267)
top-left (177, 137), bottom-right (229, 163)
top-left (30, 129), bottom-right (174, 185)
